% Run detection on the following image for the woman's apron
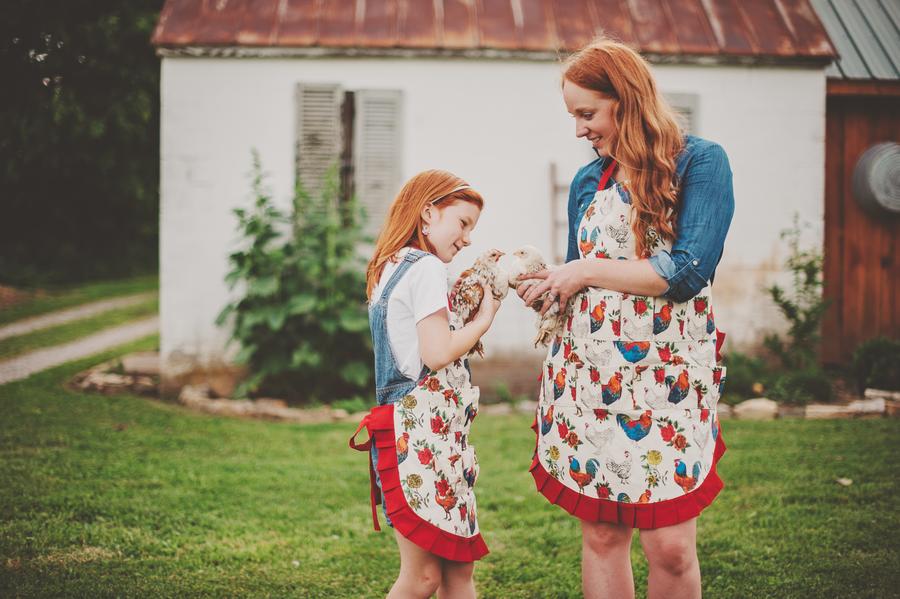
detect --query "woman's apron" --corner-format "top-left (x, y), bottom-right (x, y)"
top-left (530, 160), bottom-right (727, 529)
top-left (351, 250), bottom-right (488, 562)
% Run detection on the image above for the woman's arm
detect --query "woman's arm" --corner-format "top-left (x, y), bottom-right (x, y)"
top-left (521, 258), bottom-right (666, 315)
top-left (416, 287), bottom-right (501, 371)
top-left (522, 140), bottom-right (734, 312)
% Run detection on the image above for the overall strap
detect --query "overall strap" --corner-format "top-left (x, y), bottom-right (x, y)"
top-left (597, 159), bottom-right (618, 191)
top-left (377, 249), bottom-right (431, 304)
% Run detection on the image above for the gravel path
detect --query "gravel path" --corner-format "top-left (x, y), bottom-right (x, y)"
top-left (0, 317), bottom-right (159, 385)
top-left (0, 292), bottom-right (157, 341)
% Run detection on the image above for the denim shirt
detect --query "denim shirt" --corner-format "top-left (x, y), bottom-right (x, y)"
top-left (566, 135), bottom-right (735, 303)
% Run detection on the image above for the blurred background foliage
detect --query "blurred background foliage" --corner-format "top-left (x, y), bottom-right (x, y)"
top-left (1, 0), bottom-right (164, 286)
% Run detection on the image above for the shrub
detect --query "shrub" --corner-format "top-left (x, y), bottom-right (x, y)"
top-left (852, 337), bottom-right (900, 393)
top-left (720, 351), bottom-right (770, 404)
top-left (768, 370), bottom-right (835, 406)
top-left (216, 153), bottom-right (372, 403)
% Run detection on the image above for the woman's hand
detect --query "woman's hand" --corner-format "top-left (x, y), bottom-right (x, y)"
top-left (519, 260), bottom-right (588, 315)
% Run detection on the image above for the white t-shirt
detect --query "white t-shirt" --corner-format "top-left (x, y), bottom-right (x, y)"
top-left (370, 248), bottom-right (449, 380)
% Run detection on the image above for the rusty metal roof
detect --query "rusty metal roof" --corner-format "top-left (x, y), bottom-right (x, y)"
top-left (152, 0), bottom-right (836, 63)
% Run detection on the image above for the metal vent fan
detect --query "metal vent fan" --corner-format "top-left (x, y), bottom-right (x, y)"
top-left (851, 142), bottom-right (900, 216)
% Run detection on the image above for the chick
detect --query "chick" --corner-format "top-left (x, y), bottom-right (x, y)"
top-left (507, 245), bottom-right (568, 347)
top-left (449, 248), bottom-right (508, 357)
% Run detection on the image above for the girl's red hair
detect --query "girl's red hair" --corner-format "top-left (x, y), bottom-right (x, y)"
top-left (366, 170), bottom-right (484, 300)
top-left (564, 37), bottom-right (684, 258)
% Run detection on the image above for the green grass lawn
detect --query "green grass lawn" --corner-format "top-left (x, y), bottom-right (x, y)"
top-left (0, 298), bottom-right (158, 360)
top-left (1, 342), bottom-right (898, 598)
top-left (0, 275), bottom-right (158, 326)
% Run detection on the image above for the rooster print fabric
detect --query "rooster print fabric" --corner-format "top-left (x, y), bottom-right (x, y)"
top-left (533, 180), bottom-right (726, 515)
top-left (392, 314), bottom-right (483, 540)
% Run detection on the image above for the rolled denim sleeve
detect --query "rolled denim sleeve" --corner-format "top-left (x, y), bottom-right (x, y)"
top-left (648, 141), bottom-right (734, 303)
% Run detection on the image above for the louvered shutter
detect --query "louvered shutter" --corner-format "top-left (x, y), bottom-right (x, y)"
top-left (353, 90), bottom-right (403, 237)
top-left (664, 92), bottom-right (699, 135)
top-left (295, 83), bottom-right (343, 198)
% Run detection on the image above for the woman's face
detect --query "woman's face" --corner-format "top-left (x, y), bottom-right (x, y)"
top-left (422, 200), bottom-right (481, 263)
top-left (563, 79), bottom-right (617, 157)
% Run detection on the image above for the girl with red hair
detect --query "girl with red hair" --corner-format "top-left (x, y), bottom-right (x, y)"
top-left (351, 170), bottom-right (501, 598)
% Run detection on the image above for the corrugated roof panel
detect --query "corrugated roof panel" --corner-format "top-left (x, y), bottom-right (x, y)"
top-left (517, 0), bottom-right (558, 51)
top-left (702, 0), bottom-right (757, 54)
top-left (665, 0), bottom-right (719, 54)
top-left (856, 0), bottom-right (900, 77)
top-left (477, 0), bottom-right (521, 49)
top-left (739, 0), bottom-right (798, 56)
top-left (776, 0), bottom-right (836, 57)
top-left (235, 0), bottom-right (280, 46)
top-left (591, 0), bottom-right (638, 46)
top-left (276, 0), bottom-right (319, 46)
top-left (878, 0), bottom-right (900, 31)
top-left (809, 0), bottom-right (867, 77)
top-left (554, 0), bottom-right (601, 51)
top-left (628, 0), bottom-right (680, 54)
top-left (832, 0), bottom-right (897, 78)
top-left (443, 0), bottom-right (480, 49)
top-left (357, 0), bottom-right (399, 47)
top-left (397, 0), bottom-right (438, 47)
top-left (317, 0), bottom-right (357, 47)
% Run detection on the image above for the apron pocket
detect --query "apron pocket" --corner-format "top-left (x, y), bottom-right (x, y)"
top-left (578, 364), bottom-right (633, 411)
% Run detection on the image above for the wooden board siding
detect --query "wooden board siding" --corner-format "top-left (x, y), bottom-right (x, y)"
top-left (822, 86), bottom-right (900, 364)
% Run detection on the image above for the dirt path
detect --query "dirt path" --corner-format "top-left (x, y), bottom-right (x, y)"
top-left (0, 317), bottom-right (159, 385)
top-left (0, 292), bottom-right (156, 341)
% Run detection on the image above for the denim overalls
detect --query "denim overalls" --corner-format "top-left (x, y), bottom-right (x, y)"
top-left (349, 248), bottom-right (489, 562)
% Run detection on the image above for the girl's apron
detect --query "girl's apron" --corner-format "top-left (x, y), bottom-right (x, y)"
top-left (530, 160), bottom-right (727, 529)
top-left (351, 249), bottom-right (488, 562)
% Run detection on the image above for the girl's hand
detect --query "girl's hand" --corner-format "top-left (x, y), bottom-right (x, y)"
top-left (520, 260), bottom-right (587, 315)
top-left (474, 283), bottom-right (502, 326)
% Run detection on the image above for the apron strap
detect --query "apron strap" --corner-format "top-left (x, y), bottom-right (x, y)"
top-left (348, 413), bottom-right (382, 531)
top-left (597, 159), bottom-right (618, 191)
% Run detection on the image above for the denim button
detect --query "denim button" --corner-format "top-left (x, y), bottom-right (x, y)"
top-left (692, 259), bottom-right (699, 266)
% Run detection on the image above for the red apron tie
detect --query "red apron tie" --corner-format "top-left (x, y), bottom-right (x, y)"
top-left (597, 159), bottom-right (617, 191)
top-left (349, 413), bottom-right (382, 531)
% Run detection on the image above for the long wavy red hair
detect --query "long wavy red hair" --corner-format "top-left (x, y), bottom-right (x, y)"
top-left (365, 170), bottom-right (484, 300)
top-left (563, 37), bottom-right (684, 258)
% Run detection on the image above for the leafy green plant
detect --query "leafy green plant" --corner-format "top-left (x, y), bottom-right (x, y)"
top-left (852, 336), bottom-right (900, 393)
top-left (768, 370), bottom-right (835, 406)
top-left (763, 216), bottom-right (830, 372)
top-left (216, 153), bottom-right (372, 403)
top-left (720, 351), bottom-right (771, 405)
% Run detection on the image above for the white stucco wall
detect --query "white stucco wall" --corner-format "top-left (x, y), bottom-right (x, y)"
top-left (159, 55), bottom-right (826, 374)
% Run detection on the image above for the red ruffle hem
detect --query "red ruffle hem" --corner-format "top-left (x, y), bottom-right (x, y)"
top-left (350, 405), bottom-right (490, 562)
top-left (529, 416), bottom-right (727, 529)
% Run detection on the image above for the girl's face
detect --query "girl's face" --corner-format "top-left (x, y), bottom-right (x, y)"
top-left (422, 200), bottom-right (481, 263)
top-left (562, 79), bottom-right (617, 157)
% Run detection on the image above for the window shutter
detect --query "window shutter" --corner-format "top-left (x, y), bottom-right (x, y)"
top-left (295, 83), bottom-right (343, 198)
top-left (664, 92), bottom-right (699, 135)
top-left (353, 90), bottom-right (403, 237)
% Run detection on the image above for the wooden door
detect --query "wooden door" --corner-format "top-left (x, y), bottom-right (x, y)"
top-left (822, 82), bottom-right (900, 365)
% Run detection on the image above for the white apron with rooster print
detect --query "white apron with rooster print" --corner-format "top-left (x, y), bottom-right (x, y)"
top-left (530, 160), bottom-right (727, 529)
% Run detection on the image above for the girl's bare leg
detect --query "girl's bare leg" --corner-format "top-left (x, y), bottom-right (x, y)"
top-left (437, 559), bottom-right (475, 599)
top-left (387, 530), bottom-right (443, 599)
top-left (581, 520), bottom-right (635, 599)
top-left (639, 517), bottom-right (701, 599)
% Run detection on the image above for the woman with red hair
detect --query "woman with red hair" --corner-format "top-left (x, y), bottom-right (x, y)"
top-left (520, 37), bottom-right (734, 598)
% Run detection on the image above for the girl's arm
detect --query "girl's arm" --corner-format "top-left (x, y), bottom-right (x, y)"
top-left (416, 286), bottom-right (501, 371)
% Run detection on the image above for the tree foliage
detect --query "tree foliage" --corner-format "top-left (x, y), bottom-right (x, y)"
top-left (0, 1), bottom-right (163, 285)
